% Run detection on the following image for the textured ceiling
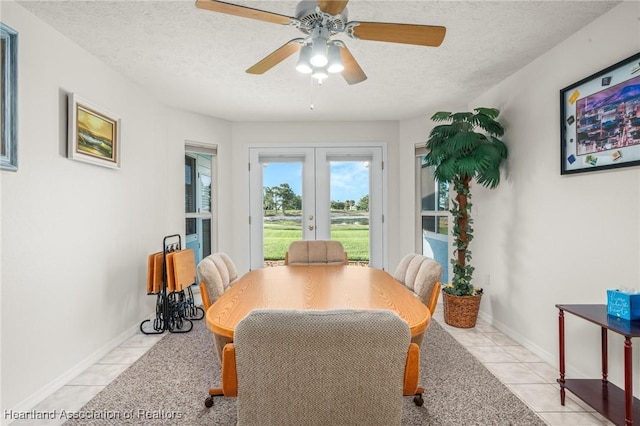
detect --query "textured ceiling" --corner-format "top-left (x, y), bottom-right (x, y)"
top-left (18, 0), bottom-right (621, 122)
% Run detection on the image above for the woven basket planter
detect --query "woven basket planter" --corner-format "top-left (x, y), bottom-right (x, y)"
top-left (442, 291), bottom-right (482, 328)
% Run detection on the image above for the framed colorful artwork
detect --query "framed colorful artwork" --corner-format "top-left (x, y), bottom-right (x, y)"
top-left (561, 51), bottom-right (640, 175)
top-left (68, 93), bottom-right (121, 169)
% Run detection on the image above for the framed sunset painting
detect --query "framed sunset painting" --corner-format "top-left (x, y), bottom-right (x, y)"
top-left (68, 93), bottom-right (121, 169)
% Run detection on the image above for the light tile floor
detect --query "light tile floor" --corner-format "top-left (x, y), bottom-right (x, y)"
top-left (10, 304), bottom-right (616, 426)
top-left (432, 307), bottom-right (616, 426)
top-left (9, 332), bottom-right (165, 426)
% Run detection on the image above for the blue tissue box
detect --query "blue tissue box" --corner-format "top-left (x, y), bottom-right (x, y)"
top-left (607, 289), bottom-right (640, 320)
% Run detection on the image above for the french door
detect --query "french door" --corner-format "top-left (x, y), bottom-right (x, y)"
top-left (249, 145), bottom-right (384, 269)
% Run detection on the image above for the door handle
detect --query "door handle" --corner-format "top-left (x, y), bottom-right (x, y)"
top-left (308, 225), bottom-right (314, 231)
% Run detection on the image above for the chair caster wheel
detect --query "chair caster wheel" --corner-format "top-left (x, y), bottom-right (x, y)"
top-left (204, 396), bottom-right (214, 408)
top-left (413, 395), bottom-right (424, 406)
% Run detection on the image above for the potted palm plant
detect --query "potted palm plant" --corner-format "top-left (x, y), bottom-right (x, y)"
top-left (423, 107), bottom-right (508, 328)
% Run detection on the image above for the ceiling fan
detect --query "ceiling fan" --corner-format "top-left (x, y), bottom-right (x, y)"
top-left (195, 0), bottom-right (446, 85)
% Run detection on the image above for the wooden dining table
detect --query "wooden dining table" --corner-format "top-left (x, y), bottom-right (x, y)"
top-left (205, 265), bottom-right (431, 340)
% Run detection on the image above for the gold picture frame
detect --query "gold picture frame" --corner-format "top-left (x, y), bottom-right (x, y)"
top-left (68, 93), bottom-right (121, 169)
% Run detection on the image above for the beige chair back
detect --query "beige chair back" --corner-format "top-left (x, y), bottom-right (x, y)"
top-left (285, 240), bottom-right (348, 265)
top-left (197, 252), bottom-right (238, 361)
top-left (197, 252), bottom-right (238, 311)
top-left (217, 252), bottom-right (238, 282)
top-left (395, 253), bottom-right (443, 312)
top-left (229, 309), bottom-right (412, 426)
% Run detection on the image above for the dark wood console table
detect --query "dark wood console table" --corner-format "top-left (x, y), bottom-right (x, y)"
top-left (557, 304), bottom-right (640, 426)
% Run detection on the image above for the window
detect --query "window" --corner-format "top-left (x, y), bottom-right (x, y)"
top-left (185, 143), bottom-right (217, 267)
top-left (416, 147), bottom-right (449, 283)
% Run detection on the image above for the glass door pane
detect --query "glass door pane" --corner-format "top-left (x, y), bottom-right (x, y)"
top-left (329, 161), bottom-right (370, 265)
top-left (262, 162), bottom-right (304, 266)
top-left (249, 148), bottom-right (315, 269)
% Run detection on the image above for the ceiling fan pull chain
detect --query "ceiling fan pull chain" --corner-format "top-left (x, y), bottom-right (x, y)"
top-left (309, 77), bottom-right (315, 110)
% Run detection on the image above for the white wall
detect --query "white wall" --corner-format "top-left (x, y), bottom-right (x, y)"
top-left (166, 109), bottom-right (233, 254)
top-left (0, 1), bottom-right (231, 413)
top-left (403, 1), bottom-right (640, 392)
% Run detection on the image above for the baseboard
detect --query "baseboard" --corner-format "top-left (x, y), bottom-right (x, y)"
top-left (3, 313), bottom-right (154, 425)
top-left (477, 309), bottom-right (589, 380)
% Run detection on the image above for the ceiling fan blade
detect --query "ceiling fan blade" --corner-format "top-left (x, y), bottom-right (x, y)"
top-left (351, 22), bottom-right (446, 47)
top-left (195, 0), bottom-right (293, 25)
top-left (317, 0), bottom-right (350, 16)
top-left (246, 40), bottom-right (303, 74)
top-left (339, 45), bottom-right (367, 85)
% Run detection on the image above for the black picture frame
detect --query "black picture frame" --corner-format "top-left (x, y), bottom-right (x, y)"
top-left (1, 22), bottom-right (17, 172)
top-left (560, 51), bottom-right (640, 175)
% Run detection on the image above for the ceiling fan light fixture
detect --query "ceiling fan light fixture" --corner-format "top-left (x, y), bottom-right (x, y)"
top-left (309, 36), bottom-right (328, 67)
top-left (296, 44), bottom-right (313, 74)
top-left (312, 66), bottom-right (328, 82)
top-left (326, 43), bottom-right (344, 73)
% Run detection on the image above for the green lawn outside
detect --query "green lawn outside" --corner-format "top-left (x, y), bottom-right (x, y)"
top-left (330, 226), bottom-right (369, 261)
top-left (263, 222), bottom-right (369, 261)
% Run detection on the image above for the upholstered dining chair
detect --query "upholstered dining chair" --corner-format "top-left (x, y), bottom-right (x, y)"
top-left (394, 253), bottom-right (443, 314)
top-left (212, 309), bottom-right (422, 424)
top-left (197, 252), bottom-right (238, 360)
top-left (394, 253), bottom-right (442, 350)
top-left (197, 252), bottom-right (238, 312)
top-left (393, 253), bottom-right (442, 404)
top-left (198, 252), bottom-right (239, 406)
top-left (284, 240), bottom-right (348, 265)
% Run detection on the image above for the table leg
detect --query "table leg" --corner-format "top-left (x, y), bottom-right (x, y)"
top-left (601, 327), bottom-right (608, 395)
top-left (625, 337), bottom-right (633, 426)
top-left (558, 308), bottom-right (566, 405)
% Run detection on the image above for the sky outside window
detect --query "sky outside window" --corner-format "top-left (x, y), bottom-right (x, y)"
top-left (263, 162), bottom-right (368, 201)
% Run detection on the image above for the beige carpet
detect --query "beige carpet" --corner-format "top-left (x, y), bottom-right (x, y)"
top-left (65, 317), bottom-right (546, 425)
